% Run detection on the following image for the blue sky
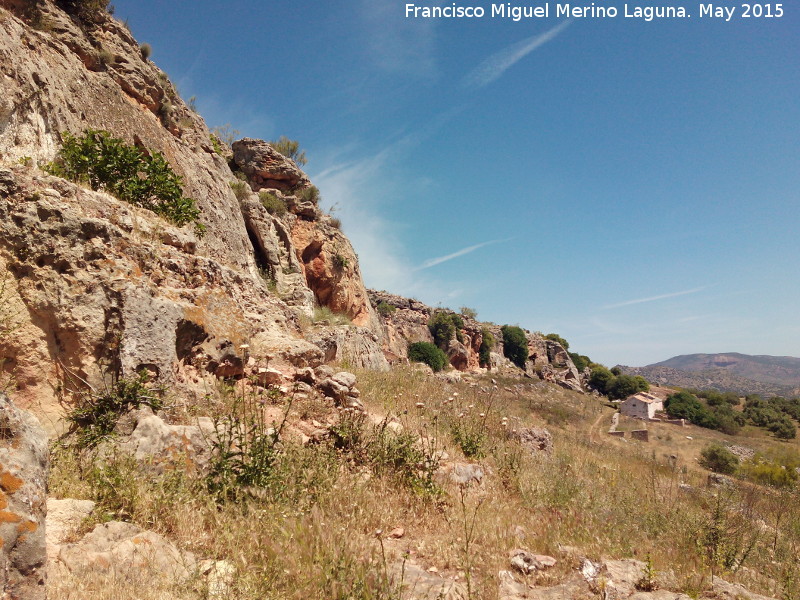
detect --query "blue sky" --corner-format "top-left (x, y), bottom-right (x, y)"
top-left (113, 1), bottom-right (799, 366)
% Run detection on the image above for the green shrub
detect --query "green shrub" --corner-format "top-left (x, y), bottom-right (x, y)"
top-left (459, 306), bottom-right (477, 320)
top-left (589, 365), bottom-right (615, 394)
top-left (139, 43), bottom-right (151, 60)
top-left (376, 301), bottom-right (396, 317)
top-left (67, 371), bottom-right (163, 449)
top-left (478, 328), bottom-right (495, 368)
top-left (665, 391), bottom-right (706, 420)
top-left (429, 312), bottom-right (455, 349)
top-left (45, 129), bottom-right (203, 232)
top-left (229, 180), bottom-right (250, 200)
top-left (259, 191), bottom-right (286, 216)
top-left (408, 341), bottom-right (449, 372)
top-left (544, 333), bottom-right (569, 350)
top-left (607, 374), bottom-right (650, 400)
top-left (740, 454), bottom-right (798, 488)
top-left (300, 185), bottom-right (320, 203)
top-left (698, 443), bottom-right (739, 475)
top-left (569, 352), bottom-right (591, 372)
top-left (451, 421), bottom-right (486, 459)
top-left (269, 136), bottom-right (307, 166)
top-left (500, 325), bottom-right (528, 368)
top-left (332, 253), bottom-right (349, 271)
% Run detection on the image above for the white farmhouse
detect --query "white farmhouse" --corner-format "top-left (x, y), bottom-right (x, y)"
top-left (620, 392), bottom-right (664, 420)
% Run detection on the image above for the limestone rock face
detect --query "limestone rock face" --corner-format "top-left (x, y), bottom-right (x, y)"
top-left (368, 291), bottom-right (582, 389)
top-left (0, 393), bottom-right (48, 600)
top-left (0, 167), bottom-right (314, 427)
top-left (309, 326), bottom-right (389, 371)
top-left (232, 138), bottom-right (311, 192)
top-left (0, 2), bottom-right (253, 270)
top-left (292, 219), bottom-right (381, 331)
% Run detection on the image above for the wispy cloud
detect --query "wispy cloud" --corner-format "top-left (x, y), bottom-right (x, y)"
top-left (312, 141), bottom-right (454, 303)
top-left (601, 286), bottom-right (708, 310)
top-left (359, 0), bottom-right (438, 77)
top-left (414, 239), bottom-right (508, 271)
top-left (463, 20), bottom-right (572, 89)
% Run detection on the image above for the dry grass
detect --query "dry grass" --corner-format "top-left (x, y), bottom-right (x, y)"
top-left (48, 366), bottom-right (800, 599)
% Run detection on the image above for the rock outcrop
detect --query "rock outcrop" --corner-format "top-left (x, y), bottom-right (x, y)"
top-left (368, 291), bottom-right (582, 390)
top-left (0, 0), bottom-right (393, 431)
top-left (0, 394), bottom-right (48, 600)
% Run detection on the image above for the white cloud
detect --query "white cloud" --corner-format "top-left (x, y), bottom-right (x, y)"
top-left (601, 286), bottom-right (708, 310)
top-left (463, 20), bottom-right (572, 89)
top-left (359, 0), bottom-right (438, 77)
top-left (312, 146), bottom-right (452, 302)
top-left (415, 239), bottom-right (508, 270)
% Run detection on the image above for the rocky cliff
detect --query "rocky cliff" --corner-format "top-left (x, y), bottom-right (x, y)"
top-left (0, 0), bottom-right (390, 429)
top-left (368, 290), bottom-right (583, 391)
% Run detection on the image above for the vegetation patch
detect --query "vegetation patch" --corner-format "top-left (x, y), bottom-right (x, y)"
top-left (66, 371), bottom-right (164, 450)
top-left (259, 191), bottom-right (287, 216)
top-left (429, 311), bottom-right (464, 349)
top-left (269, 136), bottom-right (307, 166)
top-left (408, 341), bottom-right (448, 372)
top-left (500, 325), bottom-right (528, 368)
top-left (478, 328), bottom-right (495, 368)
top-left (45, 129), bottom-right (204, 233)
top-left (376, 301), bottom-right (396, 317)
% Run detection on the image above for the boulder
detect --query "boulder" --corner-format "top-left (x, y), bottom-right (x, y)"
top-left (116, 408), bottom-right (214, 473)
top-left (232, 138), bottom-right (311, 191)
top-left (0, 394), bottom-right (48, 600)
top-left (45, 498), bottom-right (96, 561)
top-left (57, 521), bottom-right (196, 584)
top-left (390, 561), bottom-right (467, 599)
top-left (514, 427), bottom-right (553, 454)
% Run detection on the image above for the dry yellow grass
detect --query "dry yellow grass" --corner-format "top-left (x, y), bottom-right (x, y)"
top-left (48, 365), bottom-right (800, 599)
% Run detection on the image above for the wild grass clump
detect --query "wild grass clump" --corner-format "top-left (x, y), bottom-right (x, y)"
top-left (312, 306), bottom-right (352, 326)
top-left (376, 301), bottom-right (396, 317)
top-left (259, 191), bottom-right (287, 216)
top-left (300, 185), bottom-right (320, 204)
top-left (139, 43), bottom-right (151, 59)
top-left (45, 129), bottom-right (204, 233)
top-left (269, 136), bottom-right (307, 166)
top-left (229, 179), bottom-right (250, 201)
top-left (66, 371), bottom-right (164, 450)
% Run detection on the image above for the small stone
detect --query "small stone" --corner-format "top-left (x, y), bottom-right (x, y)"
top-left (388, 527), bottom-right (405, 539)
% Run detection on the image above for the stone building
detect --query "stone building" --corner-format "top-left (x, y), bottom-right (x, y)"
top-left (620, 392), bottom-right (664, 420)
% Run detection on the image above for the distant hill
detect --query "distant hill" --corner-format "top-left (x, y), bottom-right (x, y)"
top-left (618, 353), bottom-right (800, 398)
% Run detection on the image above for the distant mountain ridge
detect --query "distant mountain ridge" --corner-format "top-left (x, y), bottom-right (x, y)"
top-left (618, 353), bottom-right (800, 398)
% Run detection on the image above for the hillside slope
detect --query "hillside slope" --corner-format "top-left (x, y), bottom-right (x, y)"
top-left (620, 353), bottom-right (800, 397)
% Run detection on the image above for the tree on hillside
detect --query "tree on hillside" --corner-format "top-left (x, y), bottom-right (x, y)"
top-left (589, 365), bottom-right (614, 395)
top-left (606, 374), bottom-right (649, 400)
top-left (664, 391), bottom-right (705, 421)
top-left (479, 328), bottom-right (495, 368)
top-left (501, 325), bottom-right (528, 369)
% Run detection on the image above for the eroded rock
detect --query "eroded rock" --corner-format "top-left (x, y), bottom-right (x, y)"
top-left (0, 393), bottom-right (48, 600)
